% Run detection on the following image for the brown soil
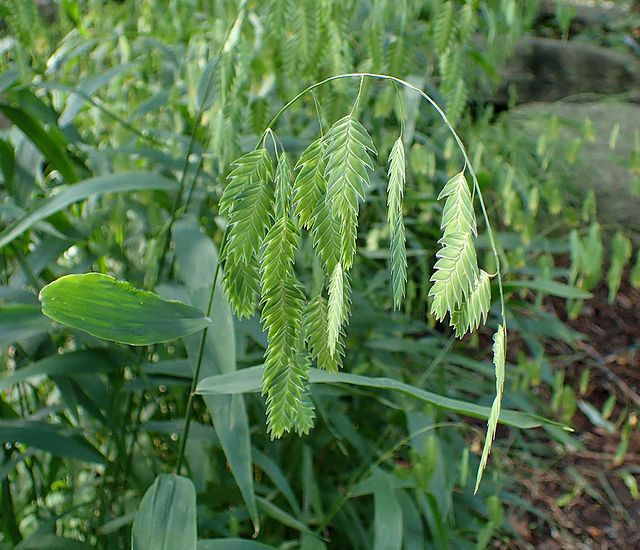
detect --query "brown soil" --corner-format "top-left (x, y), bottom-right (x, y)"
top-left (508, 276), bottom-right (640, 549)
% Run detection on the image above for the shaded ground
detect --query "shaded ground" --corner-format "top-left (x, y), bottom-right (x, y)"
top-left (509, 277), bottom-right (640, 549)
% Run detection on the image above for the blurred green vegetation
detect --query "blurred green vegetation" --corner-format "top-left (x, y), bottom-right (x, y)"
top-left (0, 1), bottom-right (639, 548)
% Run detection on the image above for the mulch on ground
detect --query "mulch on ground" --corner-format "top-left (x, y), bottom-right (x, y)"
top-left (508, 276), bottom-right (640, 549)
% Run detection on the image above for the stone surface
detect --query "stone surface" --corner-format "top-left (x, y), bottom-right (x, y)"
top-left (537, 0), bottom-right (629, 28)
top-left (493, 37), bottom-right (640, 106)
top-left (512, 102), bottom-right (640, 239)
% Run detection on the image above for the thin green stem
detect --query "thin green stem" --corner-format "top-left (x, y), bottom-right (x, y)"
top-left (174, 231), bottom-right (227, 474)
top-left (183, 155), bottom-right (206, 213)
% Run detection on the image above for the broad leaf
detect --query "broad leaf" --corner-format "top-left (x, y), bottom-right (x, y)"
top-left (40, 273), bottom-right (211, 345)
top-left (131, 474), bottom-right (197, 550)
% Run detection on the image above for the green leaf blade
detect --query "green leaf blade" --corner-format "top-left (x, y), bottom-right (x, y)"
top-left (0, 419), bottom-right (104, 464)
top-left (0, 172), bottom-right (176, 250)
top-left (372, 469), bottom-right (403, 550)
top-left (131, 474), bottom-right (197, 550)
top-left (196, 365), bottom-right (566, 431)
top-left (170, 218), bottom-right (259, 530)
top-left (40, 273), bottom-right (211, 345)
top-left (0, 304), bottom-right (51, 349)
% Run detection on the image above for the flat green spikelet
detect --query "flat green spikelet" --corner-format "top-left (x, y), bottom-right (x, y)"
top-left (222, 148), bottom-right (275, 263)
top-left (323, 115), bottom-right (377, 269)
top-left (258, 152), bottom-right (315, 438)
top-left (387, 136), bottom-right (407, 310)
top-left (221, 148), bottom-right (275, 318)
top-left (583, 222), bottom-right (603, 290)
top-left (260, 212), bottom-right (307, 438)
top-left (607, 231), bottom-right (632, 304)
top-left (293, 138), bottom-right (327, 229)
top-left (293, 378), bottom-right (316, 437)
top-left (310, 197), bottom-right (341, 272)
top-left (274, 152), bottom-right (294, 217)
top-left (450, 269), bottom-right (491, 338)
top-left (262, 309), bottom-right (308, 438)
top-left (327, 262), bottom-right (344, 357)
top-left (475, 324), bottom-right (506, 493)
top-left (438, 172), bottom-right (477, 237)
top-left (220, 148), bottom-right (273, 216)
top-left (222, 256), bottom-right (260, 318)
top-left (429, 232), bottom-right (479, 321)
top-left (260, 215), bottom-right (299, 289)
top-left (304, 295), bottom-right (343, 372)
top-left (434, 0), bottom-right (454, 55)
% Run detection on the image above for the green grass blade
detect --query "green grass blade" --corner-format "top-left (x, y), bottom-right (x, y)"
top-left (0, 304), bottom-right (51, 348)
top-left (0, 172), bottom-right (176, 249)
top-left (0, 350), bottom-right (118, 391)
top-left (0, 419), bottom-right (104, 464)
top-left (504, 279), bottom-right (593, 299)
top-left (196, 366), bottom-right (566, 431)
top-left (0, 103), bottom-right (79, 183)
top-left (372, 469), bottom-right (403, 550)
top-left (198, 539), bottom-right (275, 550)
top-left (170, 217), bottom-right (258, 530)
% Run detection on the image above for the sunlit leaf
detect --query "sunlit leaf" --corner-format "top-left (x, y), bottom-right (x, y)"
top-left (40, 273), bottom-right (211, 345)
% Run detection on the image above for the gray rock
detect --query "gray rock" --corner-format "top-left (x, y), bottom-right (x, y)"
top-left (512, 102), bottom-right (640, 238)
top-left (493, 37), bottom-right (640, 105)
top-left (537, 0), bottom-right (629, 29)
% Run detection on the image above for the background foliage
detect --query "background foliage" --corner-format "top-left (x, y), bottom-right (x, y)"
top-left (1, 0), bottom-right (639, 548)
